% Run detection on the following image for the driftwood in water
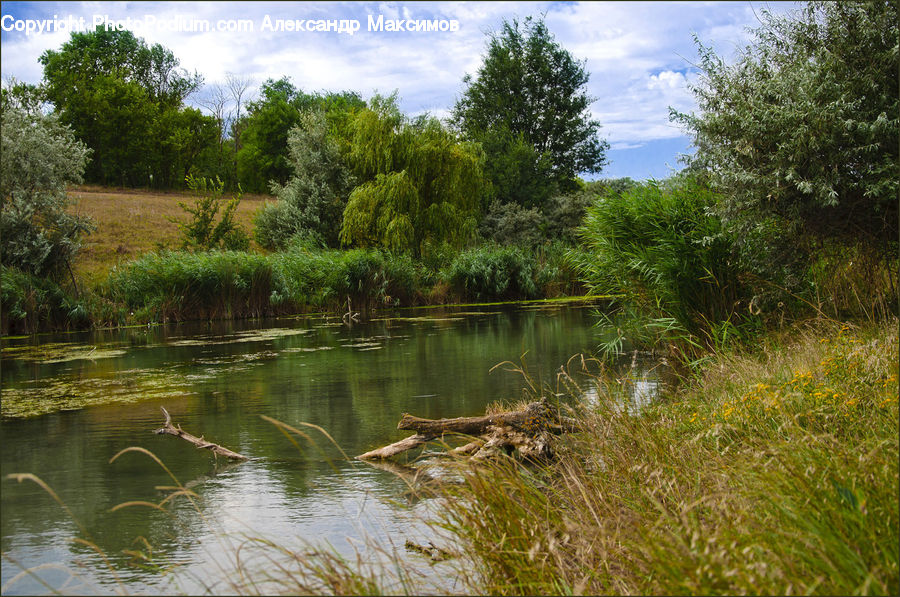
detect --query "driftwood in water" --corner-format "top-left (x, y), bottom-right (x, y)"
top-left (357, 433), bottom-right (434, 460)
top-left (358, 399), bottom-right (578, 461)
top-left (154, 407), bottom-right (248, 461)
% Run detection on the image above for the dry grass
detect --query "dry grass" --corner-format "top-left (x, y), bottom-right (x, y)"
top-left (438, 319), bottom-right (900, 595)
top-left (67, 185), bottom-right (273, 286)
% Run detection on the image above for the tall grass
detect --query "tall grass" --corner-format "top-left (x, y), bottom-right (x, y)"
top-left (443, 244), bottom-right (539, 302)
top-left (574, 176), bottom-right (755, 357)
top-left (438, 319), bottom-right (899, 595)
top-left (104, 247), bottom-right (424, 324)
top-left (1, 265), bottom-right (90, 334)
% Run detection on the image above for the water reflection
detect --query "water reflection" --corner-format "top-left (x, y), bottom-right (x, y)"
top-left (1, 303), bottom-right (663, 594)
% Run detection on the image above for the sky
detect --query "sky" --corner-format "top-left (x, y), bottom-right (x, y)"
top-left (0, 1), bottom-right (800, 181)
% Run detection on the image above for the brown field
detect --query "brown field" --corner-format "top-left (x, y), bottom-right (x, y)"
top-left (68, 185), bottom-right (274, 286)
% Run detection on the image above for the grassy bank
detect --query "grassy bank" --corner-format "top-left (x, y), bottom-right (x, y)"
top-left (68, 186), bottom-right (269, 287)
top-left (437, 319), bottom-right (899, 595)
top-left (1, 243), bottom-right (585, 333)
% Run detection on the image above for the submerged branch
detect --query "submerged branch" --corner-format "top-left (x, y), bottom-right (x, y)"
top-left (154, 407), bottom-right (248, 461)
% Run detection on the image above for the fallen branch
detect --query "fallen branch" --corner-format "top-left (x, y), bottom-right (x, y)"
top-left (154, 407), bottom-right (248, 461)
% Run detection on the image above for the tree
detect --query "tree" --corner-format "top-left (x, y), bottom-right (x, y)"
top-left (236, 78), bottom-right (366, 193)
top-left (451, 16), bottom-right (608, 206)
top-left (672, 1), bottom-right (898, 260)
top-left (1, 106), bottom-right (94, 280)
top-left (340, 95), bottom-right (486, 256)
top-left (39, 27), bottom-right (209, 187)
top-left (254, 110), bottom-right (357, 249)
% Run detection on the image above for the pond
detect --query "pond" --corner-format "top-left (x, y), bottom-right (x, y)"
top-left (1, 302), bottom-right (666, 595)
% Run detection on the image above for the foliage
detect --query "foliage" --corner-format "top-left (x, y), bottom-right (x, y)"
top-left (236, 78), bottom-right (365, 193)
top-left (255, 111), bottom-right (357, 250)
top-left (1, 265), bottom-right (90, 334)
top-left (105, 250), bottom-right (274, 322)
top-left (39, 27), bottom-right (211, 187)
top-left (0, 106), bottom-right (95, 279)
top-left (105, 246), bottom-right (421, 323)
top-left (452, 16), bottom-right (608, 204)
top-left (172, 175), bottom-right (249, 251)
top-left (0, 77), bottom-right (47, 114)
top-left (443, 244), bottom-right (538, 301)
top-left (340, 94), bottom-right (486, 256)
top-left (574, 176), bottom-right (752, 354)
top-left (672, 1), bottom-right (899, 267)
top-left (440, 321), bottom-right (899, 595)
top-left (478, 200), bottom-right (545, 248)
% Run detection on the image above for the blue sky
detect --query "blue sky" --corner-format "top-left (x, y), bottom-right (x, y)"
top-left (1, 1), bottom-right (799, 181)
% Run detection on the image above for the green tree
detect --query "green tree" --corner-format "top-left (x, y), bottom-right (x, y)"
top-left (672, 1), bottom-right (898, 261)
top-left (340, 95), bottom-right (485, 256)
top-left (254, 110), bottom-right (357, 249)
top-left (0, 106), bottom-right (94, 280)
top-left (236, 78), bottom-right (365, 193)
top-left (39, 27), bottom-right (210, 187)
top-left (451, 16), bottom-right (608, 206)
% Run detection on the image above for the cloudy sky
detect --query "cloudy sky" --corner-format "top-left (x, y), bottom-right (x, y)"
top-left (1, 1), bottom-right (799, 180)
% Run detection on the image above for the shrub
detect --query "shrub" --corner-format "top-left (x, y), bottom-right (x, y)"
top-left (1, 265), bottom-right (90, 334)
top-left (0, 106), bottom-right (94, 279)
top-left (478, 200), bottom-right (545, 248)
top-left (172, 175), bottom-right (249, 251)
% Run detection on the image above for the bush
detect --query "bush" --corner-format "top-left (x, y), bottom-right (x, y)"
top-left (443, 244), bottom-right (538, 301)
top-left (0, 106), bottom-right (94, 279)
top-left (173, 175), bottom-right (249, 251)
top-left (478, 200), bottom-right (545, 248)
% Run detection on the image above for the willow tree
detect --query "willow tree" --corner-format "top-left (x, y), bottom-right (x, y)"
top-left (340, 95), bottom-right (485, 256)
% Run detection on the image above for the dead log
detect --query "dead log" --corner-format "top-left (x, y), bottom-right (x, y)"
top-left (359, 400), bottom-right (579, 461)
top-left (154, 407), bottom-right (248, 461)
top-left (397, 400), bottom-right (579, 436)
top-left (357, 433), bottom-right (434, 460)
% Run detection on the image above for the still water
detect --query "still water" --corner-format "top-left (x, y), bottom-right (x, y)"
top-left (1, 303), bottom-right (663, 595)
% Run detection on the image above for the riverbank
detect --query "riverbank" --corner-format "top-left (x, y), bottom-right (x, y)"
top-left (435, 318), bottom-right (899, 595)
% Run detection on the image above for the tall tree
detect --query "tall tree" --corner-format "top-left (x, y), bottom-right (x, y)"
top-left (39, 27), bottom-right (208, 187)
top-left (254, 110), bottom-right (357, 249)
top-left (236, 78), bottom-right (365, 193)
top-left (340, 94), bottom-right (485, 256)
top-left (672, 1), bottom-right (898, 258)
top-left (451, 16), bottom-right (608, 206)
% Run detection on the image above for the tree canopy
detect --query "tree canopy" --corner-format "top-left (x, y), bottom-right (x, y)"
top-left (39, 27), bottom-right (212, 187)
top-left (451, 16), bottom-right (608, 206)
top-left (340, 94), bottom-right (486, 256)
top-left (236, 78), bottom-right (365, 193)
top-left (672, 1), bottom-right (898, 256)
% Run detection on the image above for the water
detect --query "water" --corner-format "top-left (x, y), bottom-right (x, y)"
top-left (1, 302), bottom-right (664, 595)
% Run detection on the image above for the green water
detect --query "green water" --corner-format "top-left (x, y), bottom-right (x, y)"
top-left (0, 303), bottom-right (663, 594)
